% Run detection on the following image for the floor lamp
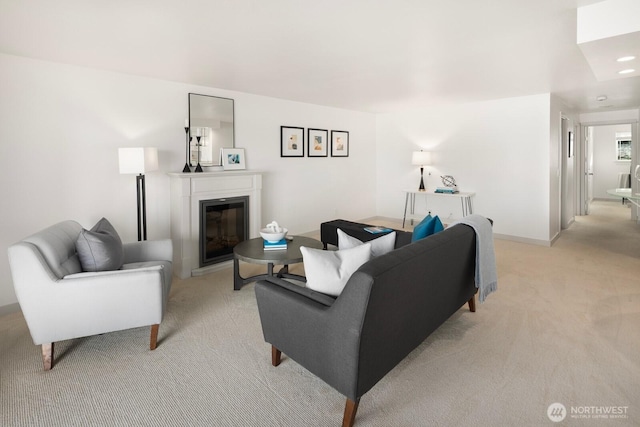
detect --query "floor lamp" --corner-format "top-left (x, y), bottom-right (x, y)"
top-left (412, 150), bottom-right (431, 191)
top-left (118, 147), bottom-right (158, 241)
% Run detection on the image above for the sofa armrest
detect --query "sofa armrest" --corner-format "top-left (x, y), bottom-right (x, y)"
top-left (259, 277), bottom-right (336, 307)
top-left (123, 239), bottom-right (172, 264)
top-left (255, 279), bottom-right (365, 400)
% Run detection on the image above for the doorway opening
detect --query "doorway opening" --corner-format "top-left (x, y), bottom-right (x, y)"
top-left (578, 122), bottom-right (638, 222)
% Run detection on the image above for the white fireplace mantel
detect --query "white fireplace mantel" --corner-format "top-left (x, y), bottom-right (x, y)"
top-left (169, 171), bottom-right (262, 279)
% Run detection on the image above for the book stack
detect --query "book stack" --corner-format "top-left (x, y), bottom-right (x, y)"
top-left (435, 186), bottom-right (459, 194)
top-left (263, 239), bottom-right (287, 251)
top-left (364, 226), bottom-right (392, 234)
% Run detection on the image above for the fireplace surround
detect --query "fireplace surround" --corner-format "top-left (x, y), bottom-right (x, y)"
top-left (169, 171), bottom-right (262, 278)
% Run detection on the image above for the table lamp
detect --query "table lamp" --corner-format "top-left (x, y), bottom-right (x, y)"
top-left (118, 147), bottom-right (158, 241)
top-left (412, 150), bottom-right (431, 191)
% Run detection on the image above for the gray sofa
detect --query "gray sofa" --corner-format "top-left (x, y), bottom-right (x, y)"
top-left (254, 221), bottom-right (481, 427)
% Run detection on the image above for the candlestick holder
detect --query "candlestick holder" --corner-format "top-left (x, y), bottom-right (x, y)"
top-left (195, 136), bottom-right (203, 172)
top-left (182, 126), bottom-right (191, 173)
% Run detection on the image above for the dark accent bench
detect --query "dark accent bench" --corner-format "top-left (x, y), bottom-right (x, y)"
top-left (320, 219), bottom-right (412, 249)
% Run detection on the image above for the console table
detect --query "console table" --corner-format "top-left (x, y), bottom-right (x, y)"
top-left (402, 190), bottom-right (475, 227)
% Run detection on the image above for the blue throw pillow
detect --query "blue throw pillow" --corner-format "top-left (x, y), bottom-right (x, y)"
top-left (429, 215), bottom-right (445, 235)
top-left (411, 214), bottom-right (432, 242)
top-left (411, 214), bottom-right (444, 242)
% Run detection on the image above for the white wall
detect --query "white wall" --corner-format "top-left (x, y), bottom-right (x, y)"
top-left (375, 94), bottom-right (552, 243)
top-left (0, 54), bottom-right (376, 309)
top-left (592, 124), bottom-right (633, 198)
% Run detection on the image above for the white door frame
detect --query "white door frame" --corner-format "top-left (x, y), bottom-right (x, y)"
top-left (578, 119), bottom-right (639, 221)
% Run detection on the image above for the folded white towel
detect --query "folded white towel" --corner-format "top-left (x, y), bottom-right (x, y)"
top-left (450, 215), bottom-right (497, 303)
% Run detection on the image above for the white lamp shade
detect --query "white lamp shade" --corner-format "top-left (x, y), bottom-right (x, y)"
top-left (118, 147), bottom-right (158, 174)
top-left (412, 151), bottom-right (431, 166)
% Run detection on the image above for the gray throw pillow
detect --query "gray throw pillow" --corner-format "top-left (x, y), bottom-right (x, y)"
top-left (75, 218), bottom-right (124, 272)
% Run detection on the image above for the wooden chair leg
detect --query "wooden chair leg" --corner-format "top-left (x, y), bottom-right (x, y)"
top-left (150, 324), bottom-right (159, 350)
top-left (343, 398), bottom-right (360, 427)
top-left (272, 345), bottom-right (282, 367)
top-left (468, 294), bottom-right (476, 312)
top-left (41, 343), bottom-right (54, 371)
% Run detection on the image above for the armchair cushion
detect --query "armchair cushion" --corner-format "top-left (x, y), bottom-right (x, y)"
top-left (75, 217), bottom-right (124, 272)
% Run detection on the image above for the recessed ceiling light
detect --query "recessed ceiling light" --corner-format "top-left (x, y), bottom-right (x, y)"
top-left (596, 95), bottom-right (607, 101)
top-left (617, 56), bottom-right (636, 62)
top-left (619, 69), bottom-right (635, 74)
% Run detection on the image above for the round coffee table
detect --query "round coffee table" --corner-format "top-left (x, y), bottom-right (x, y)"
top-left (233, 236), bottom-right (323, 290)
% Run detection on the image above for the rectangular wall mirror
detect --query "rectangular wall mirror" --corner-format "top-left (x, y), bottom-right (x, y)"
top-left (188, 93), bottom-right (235, 167)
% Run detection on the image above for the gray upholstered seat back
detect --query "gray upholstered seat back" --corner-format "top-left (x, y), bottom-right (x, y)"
top-left (22, 220), bottom-right (83, 278)
top-left (347, 223), bottom-right (478, 397)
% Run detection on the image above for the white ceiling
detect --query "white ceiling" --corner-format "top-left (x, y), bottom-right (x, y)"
top-left (1, 0), bottom-right (639, 114)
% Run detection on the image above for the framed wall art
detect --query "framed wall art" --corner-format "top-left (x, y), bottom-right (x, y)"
top-left (331, 130), bottom-right (349, 157)
top-left (220, 148), bottom-right (246, 170)
top-left (281, 126), bottom-right (305, 157)
top-left (307, 128), bottom-right (328, 157)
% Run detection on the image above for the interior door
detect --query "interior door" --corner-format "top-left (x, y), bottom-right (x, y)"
top-left (584, 126), bottom-right (593, 215)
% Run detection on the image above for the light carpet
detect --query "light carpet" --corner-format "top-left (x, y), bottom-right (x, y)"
top-left (1, 201), bottom-right (638, 426)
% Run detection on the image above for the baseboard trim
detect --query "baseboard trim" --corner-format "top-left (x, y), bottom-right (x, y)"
top-left (495, 233), bottom-right (552, 247)
top-left (191, 260), bottom-right (233, 277)
top-left (0, 302), bottom-right (21, 317)
top-left (360, 216), bottom-right (403, 226)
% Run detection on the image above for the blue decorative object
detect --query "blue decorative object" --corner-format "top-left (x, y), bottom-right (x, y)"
top-left (411, 213), bottom-right (444, 242)
top-left (411, 213), bottom-right (432, 242)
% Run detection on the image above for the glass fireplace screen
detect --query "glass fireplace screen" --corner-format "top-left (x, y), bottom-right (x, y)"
top-left (199, 196), bottom-right (248, 266)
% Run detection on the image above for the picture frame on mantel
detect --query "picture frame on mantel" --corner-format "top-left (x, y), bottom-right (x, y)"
top-left (331, 130), bottom-right (349, 157)
top-left (281, 126), bottom-right (305, 157)
top-left (307, 128), bottom-right (328, 157)
top-left (220, 148), bottom-right (246, 170)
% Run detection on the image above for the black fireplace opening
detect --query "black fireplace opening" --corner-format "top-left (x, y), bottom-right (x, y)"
top-left (199, 196), bottom-right (249, 267)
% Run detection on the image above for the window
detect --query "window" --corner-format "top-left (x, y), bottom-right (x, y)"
top-left (616, 132), bottom-right (631, 161)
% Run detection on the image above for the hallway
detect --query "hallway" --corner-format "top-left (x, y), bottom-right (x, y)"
top-left (558, 200), bottom-right (640, 259)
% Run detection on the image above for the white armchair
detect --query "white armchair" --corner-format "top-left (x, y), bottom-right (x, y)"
top-left (7, 220), bottom-right (173, 370)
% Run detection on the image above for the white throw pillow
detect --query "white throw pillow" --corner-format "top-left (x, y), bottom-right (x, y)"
top-left (337, 228), bottom-right (396, 258)
top-left (301, 243), bottom-right (372, 297)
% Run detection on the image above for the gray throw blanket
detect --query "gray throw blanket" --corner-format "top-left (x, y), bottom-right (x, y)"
top-left (450, 214), bottom-right (497, 303)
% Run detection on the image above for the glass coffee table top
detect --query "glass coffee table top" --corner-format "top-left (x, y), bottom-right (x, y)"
top-left (606, 188), bottom-right (640, 209)
top-left (233, 236), bottom-right (323, 290)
